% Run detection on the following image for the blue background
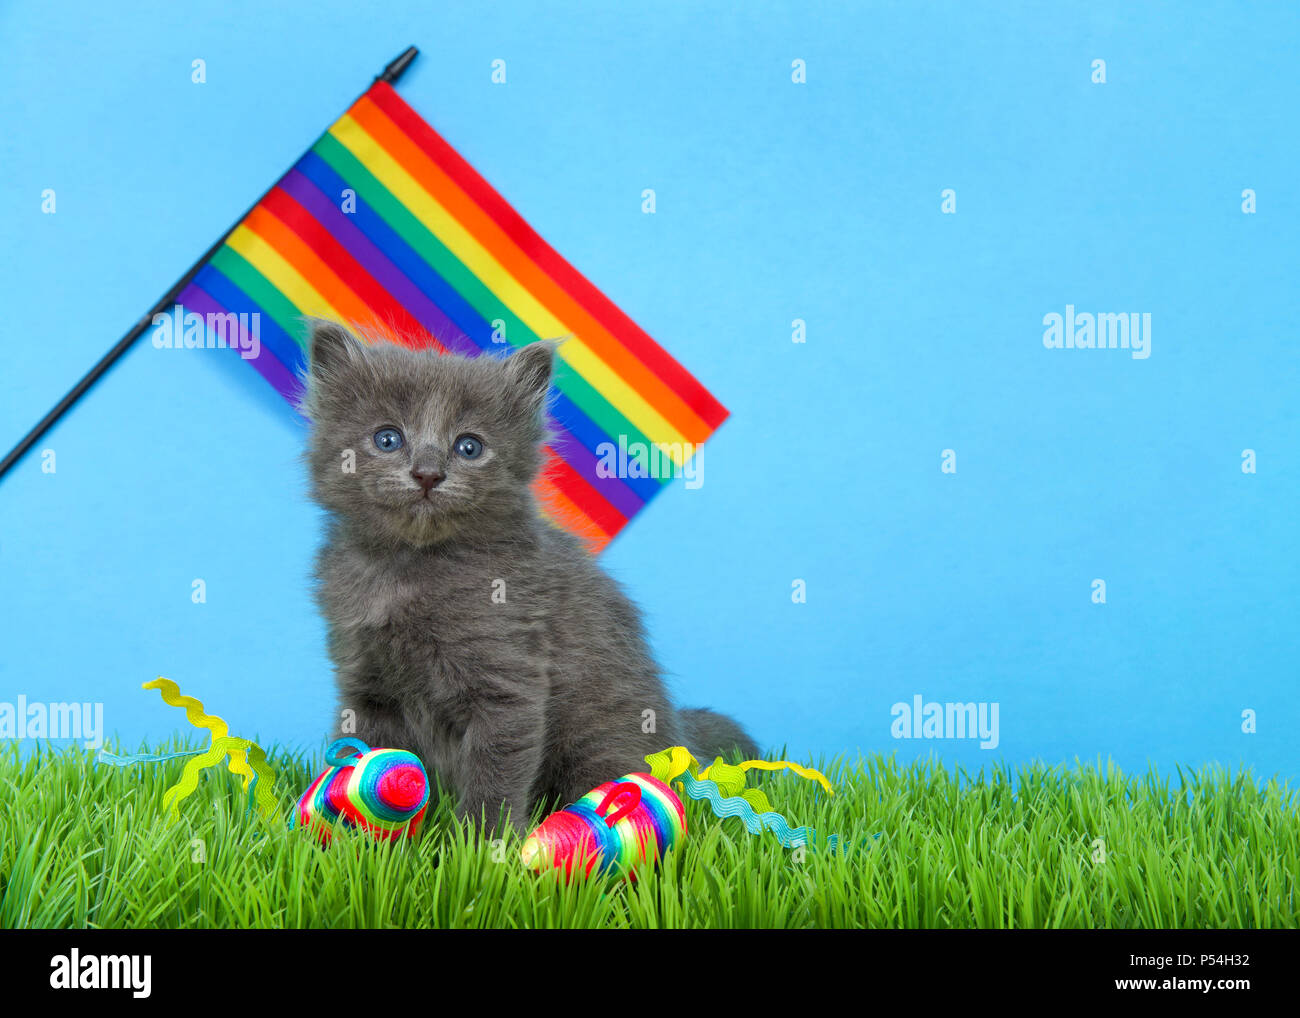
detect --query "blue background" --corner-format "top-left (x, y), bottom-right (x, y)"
top-left (2, 2), bottom-right (1296, 781)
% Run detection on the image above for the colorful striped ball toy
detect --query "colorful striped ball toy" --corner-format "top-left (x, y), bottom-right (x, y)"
top-left (520, 772), bottom-right (686, 877)
top-left (294, 737), bottom-right (429, 843)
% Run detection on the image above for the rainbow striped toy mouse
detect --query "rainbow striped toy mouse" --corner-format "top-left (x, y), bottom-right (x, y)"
top-left (293, 737), bottom-right (430, 843)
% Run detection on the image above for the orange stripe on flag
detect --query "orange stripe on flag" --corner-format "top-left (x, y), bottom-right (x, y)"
top-left (260, 186), bottom-right (434, 348)
top-left (533, 475), bottom-right (611, 554)
top-left (540, 448), bottom-right (626, 539)
top-left (242, 205), bottom-right (379, 333)
top-left (348, 96), bottom-right (715, 444)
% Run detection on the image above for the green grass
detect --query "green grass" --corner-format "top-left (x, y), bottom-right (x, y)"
top-left (2, 741), bottom-right (1297, 928)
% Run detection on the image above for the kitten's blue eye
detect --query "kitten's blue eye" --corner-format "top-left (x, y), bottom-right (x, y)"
top-left (454, 434), bottom-right (484, 459)
top-left (373, 427), bottom-right (404, 452)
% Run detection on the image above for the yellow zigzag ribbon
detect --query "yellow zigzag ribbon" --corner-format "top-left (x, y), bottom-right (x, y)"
top-left (645, 747), bottom-right (834, 817)
top-left (162, 737), bottom-right (279, 822)
top-left (704, 758), bottom-right (835, 794)
top-left (142, 677), bottom-right (278, 821)
top-left (142, 677), bottom-right (230, 740)
top-left (645, 746), bottom-right (700, 783)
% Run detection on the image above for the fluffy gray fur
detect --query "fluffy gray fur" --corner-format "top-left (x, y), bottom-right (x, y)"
top-left (302, 321), bottom-right (757, 833)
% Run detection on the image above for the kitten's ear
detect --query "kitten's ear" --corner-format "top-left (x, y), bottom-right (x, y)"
top-left (307, 319), bottom-right (365, 380)
top-left (505, 340), bottom-right (557, 411)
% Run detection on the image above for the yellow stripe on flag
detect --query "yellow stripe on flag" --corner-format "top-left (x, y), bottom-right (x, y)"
top-left (225, 224), bottom-right (346, 326)
top-left (329, 114), bottom-right (691, 464)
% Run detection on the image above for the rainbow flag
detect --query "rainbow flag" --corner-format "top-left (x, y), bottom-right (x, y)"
top-left (177, 81), bottom-right (726, 551)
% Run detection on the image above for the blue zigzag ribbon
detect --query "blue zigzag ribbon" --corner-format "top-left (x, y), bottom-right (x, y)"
top-left (675, 770), bottom-right (848, 853)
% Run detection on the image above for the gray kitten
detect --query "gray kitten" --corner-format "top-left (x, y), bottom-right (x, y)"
top-left (302, 321), bottom-right (757, 833)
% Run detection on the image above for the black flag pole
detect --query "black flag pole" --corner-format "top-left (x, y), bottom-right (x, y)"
top-left (0, 45), bottom-right (420, 481)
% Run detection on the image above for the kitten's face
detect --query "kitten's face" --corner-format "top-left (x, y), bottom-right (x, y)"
top-left (303, 324), bottom-right (554, 548)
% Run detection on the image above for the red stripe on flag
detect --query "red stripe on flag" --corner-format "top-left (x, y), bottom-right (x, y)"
top-left (259, 187), bottom-right (437, 349)
top-left (533, 474), bottom-right (613, 554)
top-left (258, 188), bottom-right (629, 538)
top-left (541, 448), bottom-right (627, 539)
top-left (241, 205), bottom-right (382, 337)
top-left (365, 81), bottom-right (730, 432)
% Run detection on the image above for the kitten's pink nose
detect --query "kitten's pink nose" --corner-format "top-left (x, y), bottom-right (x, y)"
top-left (411, 468), bottom-right (444, 493)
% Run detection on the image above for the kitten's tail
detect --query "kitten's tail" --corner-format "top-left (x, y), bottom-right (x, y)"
top-left (678, 707), bottom-right (760, 762)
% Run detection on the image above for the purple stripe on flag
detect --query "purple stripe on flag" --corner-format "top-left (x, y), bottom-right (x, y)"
top-left (277, 167), bottom-right (480, 358)
top-left (275, 167), bottom-right (645, 518)
top-left (547, 429), bottom-right (643, 519)
top-left (178, 283), bottom-right (301, 401)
